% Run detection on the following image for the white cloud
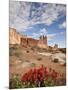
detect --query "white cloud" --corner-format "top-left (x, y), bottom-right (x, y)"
top-left (9, 1), bottom-right (31, 32)
top-left (60, 32), bottom-right (65, 35)
top-left (30, 28), bottom-right (47, 39)
top-left (59, 21), bottom-right (66, 29)
top-left (39, 28), bottom-right (47, 35)
top-left (47, 33), bottom-right (57, 41)
top-left (9, 1), bottom-right (66, 32)
top-left (31, 32), bottom-right (57, 40)
top-left (29, 30), bottom-right (65, 42)
top-left (30, 4), bottom-right (66, 26)
top-left (32, 33), bottom-right (38, 39)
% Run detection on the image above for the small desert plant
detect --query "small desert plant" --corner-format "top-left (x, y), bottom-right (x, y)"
top-left (25, 60), bottom-right (30, 62)
top-left (37, 57), bottom-right (42, 61)
top-left (14, 52), bottom-right (20, 57)
top-left (31, 63), bottom-right (36, 67)
top-left (53, 58), bottom-right (59, 63)
top-left (9, 46), bottom-right (21, 56)
top-left (9, 50), bottom-right (13, 56)
top-left (9, 75), bottom-right (22, 89)
top-left (9, 48), bottom-right (16, 56)
top-left (63, 62), bottom-right (66, 66)
top-left (26, 50), bottom-right (29, 53)
top-left (59, 48), bottom-right (66, 54)
top-left (31, 47), bottom-right (34, 51)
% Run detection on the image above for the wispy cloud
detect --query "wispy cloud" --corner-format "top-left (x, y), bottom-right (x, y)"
top-left (30, 28), bottom-right (47, 39)
top-left (9, 1), bottom-right (31, 32)
top-left (47, 33), bottom-right (57, 41)
top-left (59, 21), bottom-right (66, 29)
top-left (39, 28), bottom-right (47, 35)
top-left (30, 29), bottom-right (60, 41)
top-left (30, 4), bottom-right (66, 26)
top-left (9, 1), bottom-right (66, 32)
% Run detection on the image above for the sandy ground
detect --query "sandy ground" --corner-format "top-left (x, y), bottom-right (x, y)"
top-left (9, 46), bottom-right (66, 79)
top-left (38, 52), bottom-right (66, 64)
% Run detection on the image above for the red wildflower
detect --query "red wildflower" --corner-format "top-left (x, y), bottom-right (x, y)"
top-left (27, 69), bottom-right (33, 81)
top-left (51, 70), bottom-right (58, 79)
top-left (32, 68), bottom-right (38, 81)
top-left (45, 67), bottom-right (49, 76)
top-left (21, 65), bottom-right (60, 86)
top-left (21, 73), bottom-right (28, 82)
top-left (37, 65), bottom-right (45, 81)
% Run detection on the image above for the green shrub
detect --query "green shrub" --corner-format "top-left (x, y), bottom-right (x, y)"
top-left (9, 75), bottom-right (22, 89)
top-left (9, 50), bottom-right (13, 56)
top-left (14, 52), bottom-right (20, 57)
top-left (9, 46), bottom-right (22, 57)
top-left (9, 46), bottom-right (19, 56)
top-left (31, 63), bottom-right (36, 67)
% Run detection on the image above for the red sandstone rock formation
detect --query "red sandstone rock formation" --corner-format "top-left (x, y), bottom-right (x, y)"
top-left (9, 28), bottom-right (48, 48)
top-left (9, 28), bottom-right (22, 44)
top-left (37, 35), bottom-right (47, 48)
top-left (9, 28), bottom-right (38, 47)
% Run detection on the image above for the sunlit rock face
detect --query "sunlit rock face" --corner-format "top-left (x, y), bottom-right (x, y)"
top-left (9, 28), bottom-right (22, 45)
top-left (10, 28), bottom-right (58, 49)
top-left (37, 35), bottom-right (48, 48)
top-left (9, 28), bottom-right (38, 47)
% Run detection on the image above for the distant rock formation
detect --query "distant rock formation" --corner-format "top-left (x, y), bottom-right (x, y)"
top-left (20, 37), bottom-right (38, 47)
top-left (9, 28), bottom-right (22, 44)
top-left (37, 35), bottom-right (47, 48)
top-left (9, 28), bottom-right (38, 47)
top-left (9, 28), bottom-right (58, 49)
top-left (54, 44), bottom-right (58, 48)
top-left (52, 44), bottom-right (58, 51)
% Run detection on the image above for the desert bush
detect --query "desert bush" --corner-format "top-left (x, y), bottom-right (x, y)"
top-left (59, 48), bottom-right (66, 54)
top-left (26, 50), bottom-right (29, 53)
top-left (10, 45), bottom-right (18, 50)
top-left (9, 75), bottom-right (22, 89)
top-left (9, 50), bottom-right (13, 56)
top-left (31, 63), bottom-right (36, 67)
top-left (14, 52), bottom-right (20, 57)
top-left (9, 48), bottom-right (16, 56)
top-left (9, 46), bottom-right (20, 56)
top-left (63, 62), bottom-right (66, 66)
top-left (31, 47), bottom-right (34, 51)
top-left (37, 57), bottom-right (42, 61)
top-left (53, 58), bottom-right (59, 63)
top-left (9, 46), bottom-right (22, 57)
top-left (25, 60), bottom-right (30, 62)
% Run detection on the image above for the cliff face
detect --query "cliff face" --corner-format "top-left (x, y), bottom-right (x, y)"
top-left (9, 28), bottom-right (47, 48)
top-left (26, 38), bottom-right (38, 47)
top-left (9, 28), bottom-right (38, 47)
top-left (9, 28), bottom-right (22, 44)
top-left (38, 35), bottom-right (47, 48)
top-left (20, 37), bottom-right (38, 47)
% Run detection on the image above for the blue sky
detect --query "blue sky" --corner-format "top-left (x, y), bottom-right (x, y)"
top-left (9, 1), bottom-right (66, 48)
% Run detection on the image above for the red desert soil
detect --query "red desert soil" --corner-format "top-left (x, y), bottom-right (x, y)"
top-left (9, 45), bottom-right (66, 79)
